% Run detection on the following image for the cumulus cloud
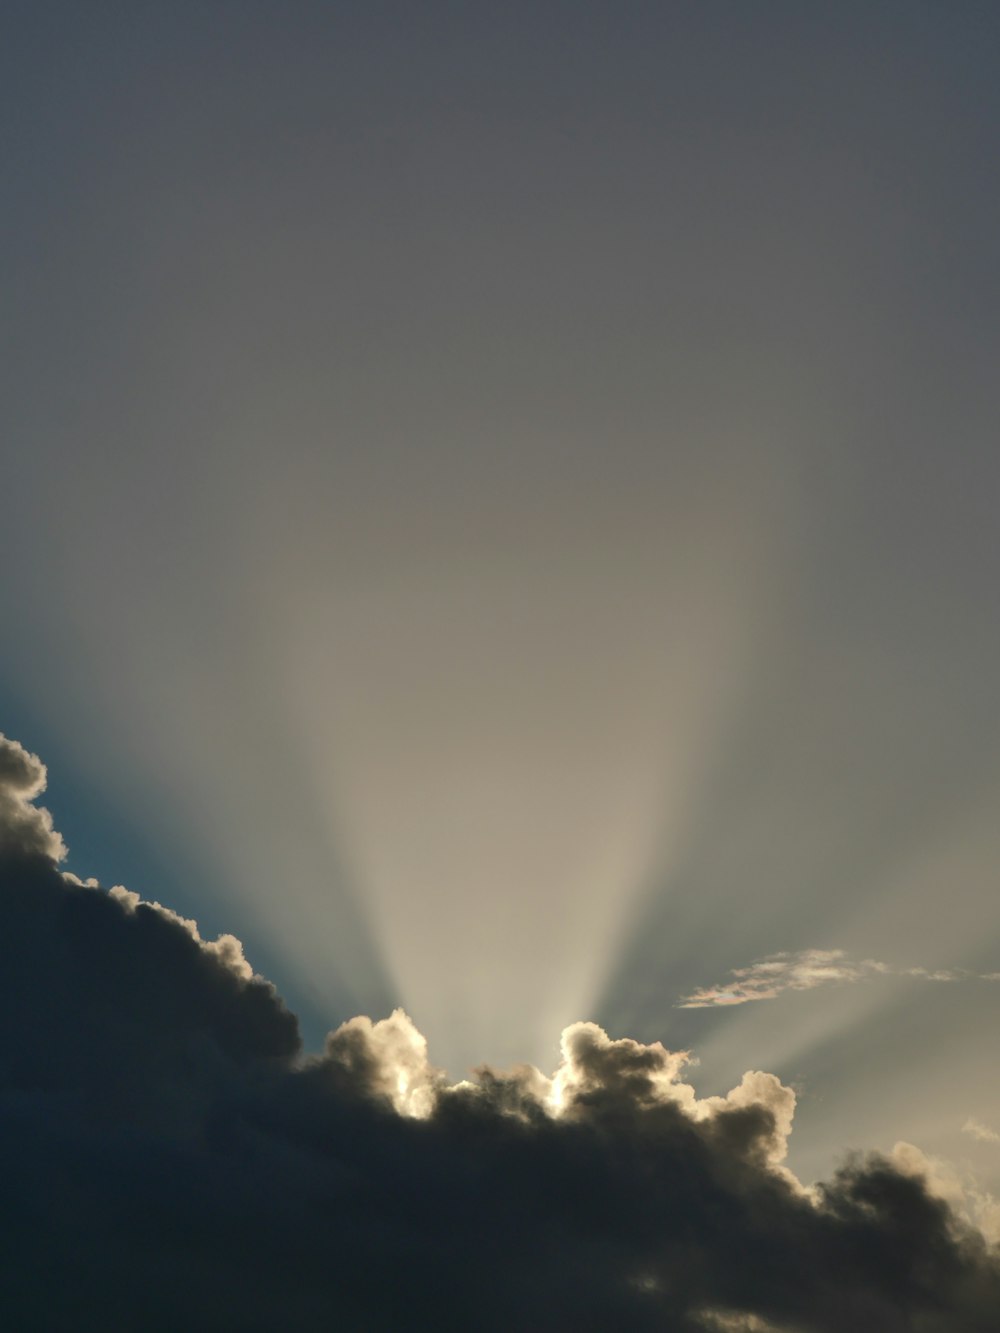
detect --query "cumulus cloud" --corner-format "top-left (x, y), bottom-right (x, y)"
top-left (679, 947), bottom-right (1000, 1008)
top-left (2, 732), bottom-right (1000, 1331)
top-left (109, 883), bottom-right (255, 980)
top-left (892, 1141), bottom-right (1000, 1247)
top-left (0, 731), bottom-right (66, 860)
top-left (323, 1007), bottom-right (446, 1117)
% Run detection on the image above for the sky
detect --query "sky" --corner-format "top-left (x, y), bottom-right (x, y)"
top-left (3, 5), bottom-right (1000, 1322)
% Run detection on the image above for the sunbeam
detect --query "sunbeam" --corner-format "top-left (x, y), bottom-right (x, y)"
top-left (4, 5), bottom-right (1000, 1328)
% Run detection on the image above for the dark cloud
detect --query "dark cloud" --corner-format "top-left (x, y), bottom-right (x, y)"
top-left (1, 732), bottom-right (999, 1332)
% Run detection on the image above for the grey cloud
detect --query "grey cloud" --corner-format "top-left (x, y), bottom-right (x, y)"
top-left (2, 733), bottom-right (1000, 1331)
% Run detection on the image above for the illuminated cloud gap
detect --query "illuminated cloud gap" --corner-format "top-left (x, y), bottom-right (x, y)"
top-left (679, 947), bottom-right (1000, 1008)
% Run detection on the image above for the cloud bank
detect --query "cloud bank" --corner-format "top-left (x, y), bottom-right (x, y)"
top-left (2, 732), bottom-right (1000, 1331)
top-left (680, 948), bottom-right (1000, 1008)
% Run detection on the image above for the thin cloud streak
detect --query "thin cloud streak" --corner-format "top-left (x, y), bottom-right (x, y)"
top-left (679, 948), bottom-right (1000, 1009)
top-left (964, 1119), bottom-right (1000, 1146)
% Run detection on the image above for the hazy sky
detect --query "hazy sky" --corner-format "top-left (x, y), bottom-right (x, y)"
top-left (4, 0), bottom-right (1000, 1200)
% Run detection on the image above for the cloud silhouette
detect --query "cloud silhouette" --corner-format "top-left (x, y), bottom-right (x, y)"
top-left (2, 731), bottom-right (999, 1331)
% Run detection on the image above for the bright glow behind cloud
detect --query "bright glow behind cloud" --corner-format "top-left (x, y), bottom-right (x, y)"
top-left (270, 458), bottom-right (786, 1074)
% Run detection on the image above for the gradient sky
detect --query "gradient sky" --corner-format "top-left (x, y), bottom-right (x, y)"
top-left (3, 1), bottom-right (1000, 1194)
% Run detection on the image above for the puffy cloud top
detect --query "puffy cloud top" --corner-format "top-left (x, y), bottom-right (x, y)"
top-left (0, 731), bottom-right (66, 860)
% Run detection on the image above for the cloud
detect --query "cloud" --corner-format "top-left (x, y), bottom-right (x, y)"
top-left (964, 1119), bottom-right (1000, 1146)
top-left (679, 948), bottom-right (1000, 1008)
top-left (323, 1007), bottom-right (446, 1117)
top-left (110, 883), bottom-right (255, 981)
top-left (0, 732), bottom-right (66, 861)
top-left (893, 1141), bottom-right (1000, 1247)
top-left (2, 732), bottom-right (1000, 1331)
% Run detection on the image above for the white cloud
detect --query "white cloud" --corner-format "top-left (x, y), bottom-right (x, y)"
top-left (324, 1008), bottom-right (447, 1118)
top-left (679, 948), bottom-right (1000, 1008)
top-left (963, 1118), bottom-right (1000, 1146)
top-left (0, 732), bottom-right (66, 861)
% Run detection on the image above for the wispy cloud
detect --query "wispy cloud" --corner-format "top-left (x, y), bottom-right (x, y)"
top-left (963, 1118), bottom-right (1000, 1146)
top-left (678, 949), bottom-right (1000, 1008)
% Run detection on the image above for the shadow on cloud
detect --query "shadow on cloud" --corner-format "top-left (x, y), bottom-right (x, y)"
top-left (2, 731), bottom-right (999, 1332)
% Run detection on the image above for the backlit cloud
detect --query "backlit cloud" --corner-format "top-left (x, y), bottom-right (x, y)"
top-left (2, 731), bottom-right (1000, 1331)
top-left (0, 732), bottom-right (66, 861)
